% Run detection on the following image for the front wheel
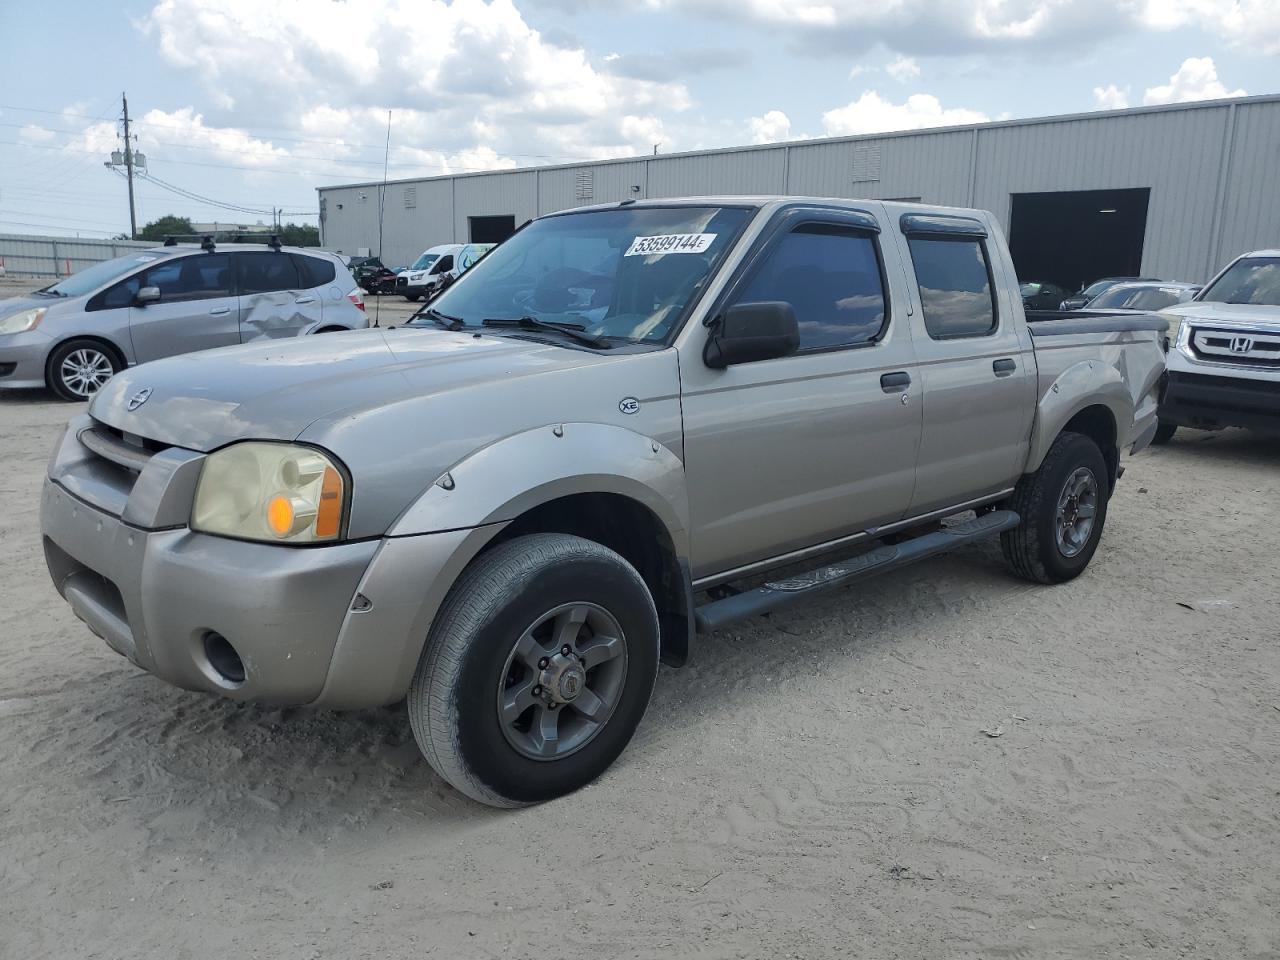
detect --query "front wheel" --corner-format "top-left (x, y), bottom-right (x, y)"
top-left (1001, 431), bottom-right (1110, 584)
top-left (47, 339), bottom-right (121, 402)
top-left (404, 293), bottom-right (420, 302)
top-left (408, 534), bottom-right (660, 807)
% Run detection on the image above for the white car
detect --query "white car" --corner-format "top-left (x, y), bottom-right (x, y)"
top-left (396, 243), bottom-right (493, 301)
top-left (1156, 249), bottom-right (1280, 443)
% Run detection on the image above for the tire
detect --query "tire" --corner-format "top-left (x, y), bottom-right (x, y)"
top-left (47, 339), bottom-right (121, 402)
top-left (404, 294), bottom-right (420, 302)
top-left (1001, 431), bottom-right (1110, 585)
top-left (408, 533), bottom-right (660, 807)
top-left (1151, 420), bottom-right (1177, 445)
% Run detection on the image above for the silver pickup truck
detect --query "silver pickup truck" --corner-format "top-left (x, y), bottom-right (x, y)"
top-left (40, 197), bottom-right (1166, 807)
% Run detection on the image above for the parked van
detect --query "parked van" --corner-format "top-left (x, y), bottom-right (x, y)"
top-left (396, 243), bottom-right (494, 301)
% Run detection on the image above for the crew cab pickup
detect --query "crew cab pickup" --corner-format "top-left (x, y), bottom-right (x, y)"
top-left (40, 197), bottom-right (1166, 807)
top-left (1154, 249), bottom-right (1280, 443)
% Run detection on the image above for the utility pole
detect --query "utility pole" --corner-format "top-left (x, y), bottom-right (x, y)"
top-left (122, 93), bottom-right (138, 240)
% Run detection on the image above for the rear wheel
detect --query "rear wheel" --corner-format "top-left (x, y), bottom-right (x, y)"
top-left (1002, 431), bottom-right (1110, 584)
top-left (408, 533), bottom-right (660, 807)
top-left (404, 294), bottom-right (420, 302)
top-left (1151, 420), bottom-right (1177, 445)
top-left (47, 339), bottom-right (121, 402)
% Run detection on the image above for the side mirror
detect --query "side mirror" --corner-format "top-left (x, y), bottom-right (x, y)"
top-left (135, 286), bottom-right (161, 306)
top-left (703, 301), bottom-right (800, 369)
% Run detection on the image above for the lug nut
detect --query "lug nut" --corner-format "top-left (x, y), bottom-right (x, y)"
top-left (538, 657), bottom-right (549, 669)
top-left (532, 684), bottom-right (542, 696)
top-left (561, 645), bottom-right (571, 655)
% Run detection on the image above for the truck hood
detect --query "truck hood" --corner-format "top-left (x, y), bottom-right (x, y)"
top-left (89, 328), bottom-right (620, 451)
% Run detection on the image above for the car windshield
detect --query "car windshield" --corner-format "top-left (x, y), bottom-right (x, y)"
top-left (42, 252), bottom-right (161, 298)
top-left (410, 252), bottom-right (440, 270)
top-left (1198, 257), bottom-right (1280, 306)
top-left (1079, 279), bottom-right (1123, 298)
top-left (414, 205), bottom-right (753, 344)
top-left (1090, 285), bottom-right (1186, 310)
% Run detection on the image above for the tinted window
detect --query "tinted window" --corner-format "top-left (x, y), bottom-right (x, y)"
top-left (733, 223), bottom-right (887, 350)
top-left (93, 254), bottom-right (235, 309)
top-left (1090, 286), bottom-right (1182, 310)
top-left (432, 255), bottom-right (455, 275)
top-left (293, 254), bottom-right (335, 287)
top-left (907, 237), bottom-right (996, 339)
top-left (239, 252), bottom-right (301, 294)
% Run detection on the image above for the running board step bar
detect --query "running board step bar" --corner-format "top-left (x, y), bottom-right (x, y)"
top-left (693, 509), bottom-right (1021, 634)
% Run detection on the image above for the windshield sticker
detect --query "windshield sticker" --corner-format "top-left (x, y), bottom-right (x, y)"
top-left (625, 233), bottom-right (717, 258)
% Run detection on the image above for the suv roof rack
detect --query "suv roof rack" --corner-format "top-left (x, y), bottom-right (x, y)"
top-left (161, 233), bottom-right (284, 252)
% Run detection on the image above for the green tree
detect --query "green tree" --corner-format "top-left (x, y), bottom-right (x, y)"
top-left (138, 214), bottom-right (194, 242)
top-left (277, 222), bottom-right (320, 247)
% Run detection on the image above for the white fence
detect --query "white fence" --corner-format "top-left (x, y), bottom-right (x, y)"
top-left (0, 233), bottom-right (153, 278)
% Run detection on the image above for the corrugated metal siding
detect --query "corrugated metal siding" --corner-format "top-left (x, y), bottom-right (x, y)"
top-left (0, 233), bottom-right (152, 278)
top-left (973, 106), bottom-right (1230, 282)
top-left (1213, 101), bottom-right (1280, 272)
top-left (787, 131), bottom-right (973, 201)
top-left (317, 98), bottom-right (1280, 287)
top-left (646, 149), bottom-right (786, 197)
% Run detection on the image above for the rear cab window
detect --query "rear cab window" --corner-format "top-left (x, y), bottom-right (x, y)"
top-left (903, 220), bottom-right (998, 339)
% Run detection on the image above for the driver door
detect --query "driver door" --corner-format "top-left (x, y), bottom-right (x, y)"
top-left (127, 254), bottom-right (240, 363)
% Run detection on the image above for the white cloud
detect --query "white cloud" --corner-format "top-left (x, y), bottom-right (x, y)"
top-left (1093, 84), bottom-right (1130, 110)
top-left (848, 64), bottom-right (874, 78)
top-left (822, 91), bottom-right (989, 136)
top-left (1138, 0), bottom-right (1280, 55)
top-left (17, 125), bottom-right (56, 144)
top-left (748, 110), bottom-right (792, 144)
top-left (1142, 56), bottom-right (1245, 105)
top-left (886, 55), bottom-right (921, 82)
top-left (136, 0), bottom-right (691, 170)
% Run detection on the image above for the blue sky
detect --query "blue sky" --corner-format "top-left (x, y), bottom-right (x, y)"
top-left (1, 0), bottom-right (1276, 238)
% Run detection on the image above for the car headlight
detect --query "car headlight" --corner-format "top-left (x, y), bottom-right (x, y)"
top-left (192, 442), bottom-right (347, 544)
top-left (0, 307), bottom-right (46, 334)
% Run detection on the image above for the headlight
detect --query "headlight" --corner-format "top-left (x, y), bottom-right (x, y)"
top-left (192, 442), bottom-right (347, 544)
top-left (0, 307), bottom-right (46, 334)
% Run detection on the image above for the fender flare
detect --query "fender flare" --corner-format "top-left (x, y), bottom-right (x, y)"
top-left (1025, 360), bottom-right (1132, 473)
top-left (388, 421), bottom-right (690, 554)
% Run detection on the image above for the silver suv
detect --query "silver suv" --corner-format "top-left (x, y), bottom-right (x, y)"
top-left (0, 242), bottom-right (367, 400)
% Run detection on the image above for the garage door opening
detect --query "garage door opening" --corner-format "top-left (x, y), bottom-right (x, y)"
top-left (469, 215), bottom-right (516, 244)
top-left (1008, 188), bottom-right (1150, 294)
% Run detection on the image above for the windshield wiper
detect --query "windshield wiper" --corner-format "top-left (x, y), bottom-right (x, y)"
top-left (482, 316), bottom-right (612, 350)
top-left (421, 307), bottom-right (465, 331)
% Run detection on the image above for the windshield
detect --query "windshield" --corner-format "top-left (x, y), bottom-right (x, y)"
top-left (44, 252), bottom-right (161, 298)
top-left (415, 206), bottom-right (753, 344)
top-left (1198, 257), bottom-right (1280, 306)
top-left (1091, 285), bottom-right (1187, 310)
top-left (410, 252), bottom-right (440, 271)
top-left (1080, 279), bottom-right (1124, 299)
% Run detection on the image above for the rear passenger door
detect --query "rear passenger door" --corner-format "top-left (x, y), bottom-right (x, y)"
top-left (235, 251), bottom-right (322, 340)
top-left (891, 213), bottom-right (1036, 516)
top-left (126, 254), bottom-right (239, 363)
top-left (680, 206), bottom-right (922, 578)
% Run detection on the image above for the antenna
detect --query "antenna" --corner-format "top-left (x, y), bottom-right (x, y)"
top-left (375, 109), bottom-right (391, 329)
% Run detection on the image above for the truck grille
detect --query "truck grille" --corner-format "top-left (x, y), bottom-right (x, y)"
top-left (1190, 327), bottom-right (1280, 368)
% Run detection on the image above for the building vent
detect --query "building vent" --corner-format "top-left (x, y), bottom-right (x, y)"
top-left (404, 186), bottom-right (417, 209)
top-left (851, 145), bottom-right (882, 183)
top-left (575, 170), bottom-right (594, 201)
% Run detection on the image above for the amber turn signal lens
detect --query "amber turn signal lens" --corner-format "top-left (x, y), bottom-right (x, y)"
top-left (266, 494), bottom-right (295, 538)
top-left (314, 466), bottom-right (343, 539)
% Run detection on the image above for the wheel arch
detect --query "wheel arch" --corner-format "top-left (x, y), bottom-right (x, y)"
top-left (44, 335), bottom-right (130, 389)
top-left (1026, 360), bottom-right (1130, 488)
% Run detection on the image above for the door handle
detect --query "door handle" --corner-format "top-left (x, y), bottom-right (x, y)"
top-left (209, 306), bottom-right (231, 316)
top-left (880, 371), bottom-right (911, 393)
top-left (993, 358), bottom-right (1017, 376)
top-left (294, 296), bottom-right (317, 305)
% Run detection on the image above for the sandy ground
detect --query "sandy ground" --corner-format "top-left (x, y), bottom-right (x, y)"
top-left (2, 280), bottom-right (1279, 959)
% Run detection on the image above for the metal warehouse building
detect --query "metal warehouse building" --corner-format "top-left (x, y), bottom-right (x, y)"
top-left (318, 94), bottom-right (1280, 292)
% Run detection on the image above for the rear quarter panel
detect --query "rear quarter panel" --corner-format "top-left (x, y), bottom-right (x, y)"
top-left (1026, 326), bottom-right (1165, 471)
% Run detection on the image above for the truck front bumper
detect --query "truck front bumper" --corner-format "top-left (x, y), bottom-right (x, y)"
top-left (1160, 371), bottom-right (1280, 433)
top-left (41, 417), bottom-right (479, 708)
